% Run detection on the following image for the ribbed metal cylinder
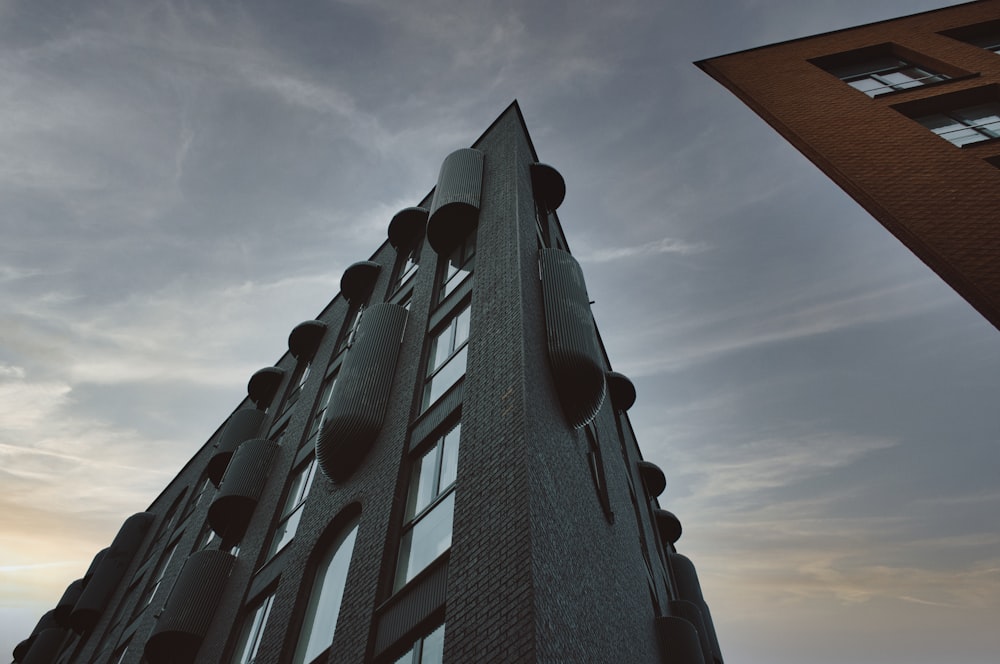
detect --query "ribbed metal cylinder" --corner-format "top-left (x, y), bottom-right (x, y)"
top-left (207, 408), bottom-right (267, 486)
top-left (54, 579), bottom-right (84, 627)
top-left (341, 261), bottom-right (382, 304)
top-left (530, 162), bottom-right (566, 212)
top-left (13, 610), bottom-right (59, 661)
top-left (670, 553), bottom-right (723, 664)
top-left (289, 319), bottom-right (327, 360)
top-left (208, 438), bottom-right (279, 540)
top-left (388, 207), bottom-right (429, 250)
top-left (21, 627), bottom-right (69, 664)
top-left (638, 460), bottom-right (667, 498)
top-left (70, 512), bottom-right (154, 634)
top-left (427, 148), bottom-right (483, 255)
top-left (655, 615), bottom-right (707, 664)
top-left (317, 302), bottom-right (408, 483)
top-left (668, 599), bottom-right (714, 664)
top-left (83, 548), bottom-right (107, 583)
top-left (144, 550), bottom-right (235, 664)
top-left (539, 248), bottom-right (607, 428)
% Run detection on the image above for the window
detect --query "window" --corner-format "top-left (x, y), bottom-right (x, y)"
top-left (422, 305), bottom-right (470, 412)
top-left (436, 233), bottom-right (475, 303)
top-left (942, 21), bottom-right (1000, 53)
top-left (393, 623), bottom-right (445, 664)
top-left (232, 593), bottom-right (275, 664)
top-left (394, 242), bottom-right (422, 292)
top-left (305, 373), bottom-right (337, 446)
top-left (395, 423), bottom-right (460, 590)
top-left (293, 515), bottom-right (361, 664)
top-left (266, 457), bottom-right (318, 559)
top-left (917, 102), bottom-right (1000, 146)
top-left (281, 361), bottom-right (312, 415)
top-left (826, 55), bottom-right (947, 96)
top-left (137, 538), bottom-right (179, 610)
top-left (336, 307), bottom-right (365, 355)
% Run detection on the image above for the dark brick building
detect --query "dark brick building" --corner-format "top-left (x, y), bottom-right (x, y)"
top-left (14, 103), bottom-right (722, 664)
top-left (697, 0), bottom-right (1000, 331)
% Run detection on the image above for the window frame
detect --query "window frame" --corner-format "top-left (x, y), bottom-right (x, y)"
top-left (435, 233), bottom-right (475, 305)
top-left (810, 44), bottom-right (956, 98)
top-left (265, 456), bottom-right (318, 561)
top-left (231, 591), bottom-right (276, 664)
top-left (421, 303), bottom-right (471, 412)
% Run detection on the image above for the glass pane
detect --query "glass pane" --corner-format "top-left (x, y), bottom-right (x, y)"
top-left (427, 325), bottom-right (452, 375)
top-left (955, 103), bottom-right (1000, 133)
top-left (420, 624), bottom-right (446, 664)
top-left (423, 345), bottom-right (467, 410)
top-left (396, 491), bottom-right (454, 588)
top-left (294, 520), bottom-right (360, 664)
top-left (394, 646), bottom-right (416, 664)
top-left (439, 425), bottom-right (460, 491)
top-left (407, 445), bottom-right (440, 518)
top-left (455, 306), bottom-right (471, 347)
top-left (268, 504), bottom-right (303, 558)
top-left (232, 594), bottom-right (274, 664)
top-left (848, 77), bottom-right (883, 96)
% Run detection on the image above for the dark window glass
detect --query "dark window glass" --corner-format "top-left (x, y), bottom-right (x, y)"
top-left (232, 592), bottom-right (275, 664)
top-left (917, 102), bottom-right (1000, 146)
top-left (422, 305), bottom-right (470, 412)
top-left (393, 623), bottom-right (445, 664)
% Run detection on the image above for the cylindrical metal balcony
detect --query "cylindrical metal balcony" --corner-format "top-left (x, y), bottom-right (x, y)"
top-left (247, 366), bottom-right (285, 410)
top-left (668, 599), bottom-right (714, 664)
top-left (655, 508), bottom-right (683, 546)
top-left (655, 615), bottom-right (706, 664)
top-left (144, 550), bottom-right (235, 664)
top-left (70, 512), bottom-right (154, 634)
top-left (388, 207), bottom-right (429, 250)
top-left (20, 627), bottom-right (69, 664)
top-left (289, 320), bottom-right (328, 360)
top-left (206, 408), bottom-right (267, 486)
top-left (208, 438), bottom-right (279, 541)
top-left (670, 553), bottom-right (723, 664)
top-left (54, 579), bottom-right (85, 627)
top-left (427, 148), bottom-right (484, 255)
top-left (539, 248), bottom-right (607, 428)
top-left (317, 302), bottom-right (408, 483)
top-left (13, 610), bottom-right (59, 662)
top-left (638, 460), bottom-right (667, 498)
top-left (607, 371), bottom-right (637, 412)
top-left (341, 261), bottom-right (381, 304)
top-left (530, 162), bottom-right (566, 212)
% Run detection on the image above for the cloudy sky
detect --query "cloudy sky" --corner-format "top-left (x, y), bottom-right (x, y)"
top-left (2, 0), bottom-right (998, 661)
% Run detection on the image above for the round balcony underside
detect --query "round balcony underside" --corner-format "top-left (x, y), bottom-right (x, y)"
top-left (427, 202), bottom-right (478, 255)
top-left (655, 508), bottom-right (683, 545)
top-left (530, 162), bottom-right (566, 212)
top-left (247, 367), bottom-right (284, 409)
top-left (388, 207), bottom-right (429, 249)
top-left (317, 423), bottom-right (373, 484)
top-left (288, 320), bottom-right (327, 360)
top-left (637, 460), bottom-right (667, 498)
top-left (13, 637), bottom-right (34, 662)
top-left (341, 261), bottom-right (381, 304)
top-left (669, 600), bottom-right (714, 664)
top-left (606, 371), bottom-right (636, 412)
top-left (550, 354), bottom-right (607, 429)
top-left (208, 438), bottom-right (277, 540)
top-left (54, 579), bottom-right (85, 627)
top-left (20, 628), bottom-right (69, 664)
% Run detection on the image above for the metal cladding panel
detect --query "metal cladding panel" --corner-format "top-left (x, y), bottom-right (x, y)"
top-left (670, 554), bottom-right (723, 664)
top-left (374, 559), bottom-right (449, 655)
top-left (21, 628), bottom-right (68, 664)
top-left (70, 512), bottom-right (154, 633)
top-left (317, 302), bottom-right (407, 483)
top-left (539, 248), bottom-right (607, 428)
top-left (54, 579), bottom-right (85, 627)
top-left (13, 636), bottom-right (33, 662)
top-left (341, 261), bottom-right (382, 304)
top-left (247, 366), bottom-right (285, 410)
top-left (144, 550), bottom-right (235, 664)
top-left (530, 162), bottom-right (567, 212)
top-left (427, 148), bottom-right (483, 255)
top-left (668, 600), bottom-right (714, 664)
top-left (655, 616), bottom-right (707, 664)
top-left (289, 319), bottom-right (327, 360)
top-left (83, 548), bottom-right (107, 583)
top-left (207, 408), bottom-right (267, 486)
top-left (208, 438), bottom-right (278, 540)
top-left (388, 206), bottom-right (429, 249)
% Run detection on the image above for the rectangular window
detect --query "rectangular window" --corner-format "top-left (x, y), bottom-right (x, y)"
top-left (281, 362), bottom-right (311, 415)
top-left (812, 46), bottom-right (950, 98)
top-left (266, 457), bottom-right (318, 559)
top-left (232, 593), bottom-right (275, 664)
top-left (421, 305), bottom-right (471, 412)
top-left (137, 538), bottom-right (179, 610)
top-left (917, 102), bottom-right (1000, 146)
top-left (336, 306), bottom-right (365, 355)
top-left (393, 623), bottom-right (445, 664)
top-left (395, 423), bottom-right (460, 590)
top-left (941, 21), bottom-right (1000, 53)
top-left (436, 234), bottom-right (475, 304)
top-left (305, 373), bottom-right (338, 446)
top-left (394, 243), bottom-right (421, 292)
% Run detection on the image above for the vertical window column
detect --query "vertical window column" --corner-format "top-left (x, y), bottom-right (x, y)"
top-left (266, 457), bottom-right (318, 559)
top-left (395, 423), bottom-right (460, 590)
top-left (436, 234), bottom-right (475, 304)
top-left (231, 593), bottom-right (275, 664)
top-left (422, 306), bottom-right (471, 412)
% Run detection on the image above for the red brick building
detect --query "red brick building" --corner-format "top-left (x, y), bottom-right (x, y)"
top-left (697, 0), bottom-right (1000, 330)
